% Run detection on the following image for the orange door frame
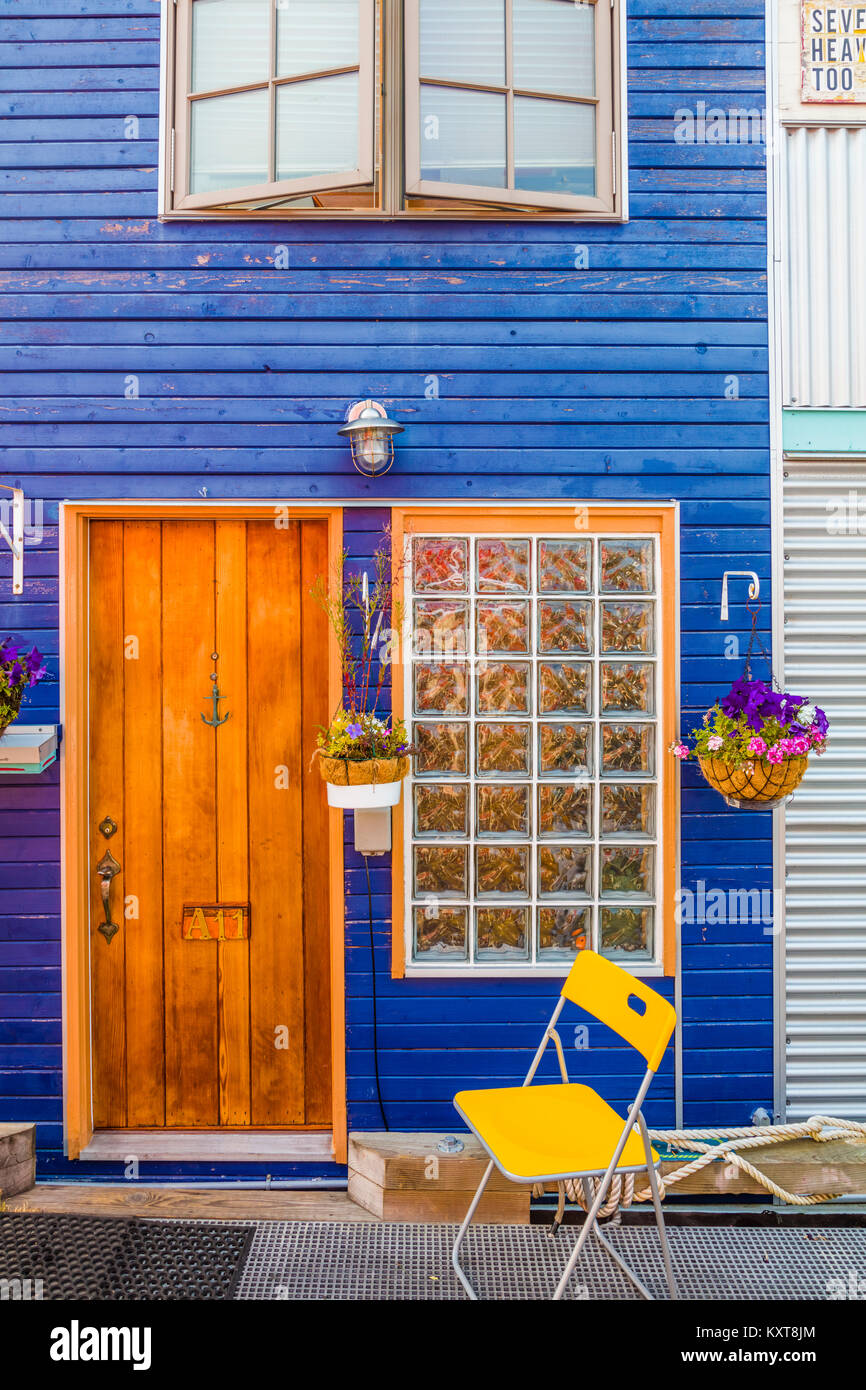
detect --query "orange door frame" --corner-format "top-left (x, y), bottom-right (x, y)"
top-left (60, 503), bottom-right (347, 1162)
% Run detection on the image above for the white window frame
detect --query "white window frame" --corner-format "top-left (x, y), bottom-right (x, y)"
top-left (158, 0), bottom-right (628, 220)
top-left (404, 0), bottom-right (615, 214)
top-left (402, 529), bottom-right (665, 978)
top-left (165, 0), bottom-right (376, 213)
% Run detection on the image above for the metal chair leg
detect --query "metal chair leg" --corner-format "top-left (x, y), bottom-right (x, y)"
top-left (552, 1162), bottom-right (622, 1300)
top-left (591, 1221), bottom-right (653, 1299)
top-left (452, 1159), bottom-right (495, 1300)
top-left (638, 1112), bottom-right (678, 1300)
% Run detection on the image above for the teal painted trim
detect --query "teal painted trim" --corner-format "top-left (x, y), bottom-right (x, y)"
top-left (0, 750), bottom-right (57, 776)
top-left (783, 409), bottom-right (866, 454)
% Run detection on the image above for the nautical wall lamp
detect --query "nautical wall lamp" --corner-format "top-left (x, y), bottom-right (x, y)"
top-left (338, 399), bottom-right (404, 478)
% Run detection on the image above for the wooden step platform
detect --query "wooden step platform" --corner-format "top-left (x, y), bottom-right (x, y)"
top-left (0, 1123), bottom-right (36, 1199)
top-left (348, 1132), bottom-right (531, 1223)
top-left (347, 1130), bottom-right (866, 1220)
top-left (656, 1134), bottom-right (866, 1200)
top-left (3, 1186), bottom-right (376, 1222)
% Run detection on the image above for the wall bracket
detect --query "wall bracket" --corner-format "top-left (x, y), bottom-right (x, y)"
top-left (0, 485), bottom-right (25, 596)
top-left (720, 569), bottom-right (760, 622)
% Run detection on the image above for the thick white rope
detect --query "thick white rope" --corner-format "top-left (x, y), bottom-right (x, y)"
top-left (535, 1115), bottom-right (866, 1219)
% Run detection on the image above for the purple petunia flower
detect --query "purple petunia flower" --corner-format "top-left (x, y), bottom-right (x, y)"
top-left (720, 677), bottom-right (808, 735)
top-left (26, 649), bottom-right (48, 687)
top-left (0, 639), bottom-right (47, 698)
top-left (346, 723), bottom-right (363, 739)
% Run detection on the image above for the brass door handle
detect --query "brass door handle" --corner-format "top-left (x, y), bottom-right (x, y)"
top-left (96, 818), bottom-right (121, 943)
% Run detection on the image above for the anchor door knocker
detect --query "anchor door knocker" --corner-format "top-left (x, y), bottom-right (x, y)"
top-left (201, 651), bottom-right (230, 728)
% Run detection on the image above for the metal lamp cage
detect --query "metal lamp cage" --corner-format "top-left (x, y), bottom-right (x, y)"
top-left (338, 400), bottom-right (404, 478)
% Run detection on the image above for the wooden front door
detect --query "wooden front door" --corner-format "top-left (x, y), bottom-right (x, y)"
top-left (88, 518), bottom-right (332, 1130)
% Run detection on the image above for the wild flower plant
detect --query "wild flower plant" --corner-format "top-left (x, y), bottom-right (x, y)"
top-left (311, 529), bottom-right (412, 760)
top-left (316, 708), bottom-right (410, 762)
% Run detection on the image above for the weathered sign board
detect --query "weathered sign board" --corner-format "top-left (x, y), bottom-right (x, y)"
top-left (802, 2), bottom-right (866, 101)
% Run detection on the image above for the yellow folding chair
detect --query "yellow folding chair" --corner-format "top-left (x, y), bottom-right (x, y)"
top-left (452, 949), bottom-right (678, 1301)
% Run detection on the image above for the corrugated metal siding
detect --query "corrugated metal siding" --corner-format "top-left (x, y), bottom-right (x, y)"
top-left (783, 458), bottom-right (866, 1120)
top-left (783, 126), bottom-right (866, 409)
top-left (0, 0), bottom-right (771, 1176)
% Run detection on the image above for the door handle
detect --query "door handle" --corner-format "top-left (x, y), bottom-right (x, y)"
top-left (96, 817), bottom-right (121, 944)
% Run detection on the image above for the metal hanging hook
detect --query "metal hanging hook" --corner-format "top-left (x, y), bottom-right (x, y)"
top-left (720, 570), bottom-right (760, 622)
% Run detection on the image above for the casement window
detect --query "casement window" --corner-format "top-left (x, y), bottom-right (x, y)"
top-left (391, 509), bottom-right (677, 978)
top-left (162, 0), bottom-right (625, 218)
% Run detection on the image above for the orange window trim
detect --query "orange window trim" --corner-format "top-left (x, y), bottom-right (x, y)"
top-left (390, 504), bottom-right (680, 980)
top-left (60, 503), bottom-right (348, 1163)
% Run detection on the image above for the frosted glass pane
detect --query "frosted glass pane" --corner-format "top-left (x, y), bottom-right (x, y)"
top-left (420, 0), bottom-right (505, 86)
top-left (277, 0), bottom-right (360, 77)
top-left (600, 539), bottom-right (655, 593)
top-left (277, 72), bottom-right (359, 181)
top-left (414, 906), bottom-right (468, 960)
top-left (192, 0), bottom-right (270, 93)
top-left (515, 96), bottom-right (595, 196)
top-left (413, 536), bottom-right (469, 593)
top-left (420, 86), bottom-right (506, 188)
top-left (190, 89), bottom-right (268, 193)
top-left (513, 0), bottom-right (595, 97)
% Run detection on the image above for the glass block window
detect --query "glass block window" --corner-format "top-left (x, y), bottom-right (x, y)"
top-left (405, 533), bottom-right (661, 971)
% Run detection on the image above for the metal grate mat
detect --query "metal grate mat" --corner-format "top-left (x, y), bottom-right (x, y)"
top-left (235, 1221), bottom-right (866, 1301)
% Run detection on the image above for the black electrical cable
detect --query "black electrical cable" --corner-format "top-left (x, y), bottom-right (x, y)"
top-left (364, 854), bottom-right (389, 1131)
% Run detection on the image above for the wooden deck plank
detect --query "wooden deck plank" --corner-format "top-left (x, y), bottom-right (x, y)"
top-left (2, 1186), bottom-right (376, 1222)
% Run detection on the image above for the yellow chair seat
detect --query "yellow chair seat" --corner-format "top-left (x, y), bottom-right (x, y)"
top-left (454, 1082), bottom-right (658, 1183)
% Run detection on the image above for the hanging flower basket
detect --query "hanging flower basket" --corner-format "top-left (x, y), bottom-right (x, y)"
top-left (314, 709), bottom-right (413, 810)
top-left (697, 752), bottom-right (808, 810)
top-left (672, 676), bottom-right (829, 811)
top-left (319, 755), bottom-right (410, 809)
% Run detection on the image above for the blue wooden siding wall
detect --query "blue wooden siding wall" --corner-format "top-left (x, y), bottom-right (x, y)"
top-left (0, 0), bottom-right (772, 1179)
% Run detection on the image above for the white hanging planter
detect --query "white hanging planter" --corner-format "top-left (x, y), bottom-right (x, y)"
top-left (0, 723), bottom-right (60, 775)
top-left (326, 779), bottom-right (404, 810)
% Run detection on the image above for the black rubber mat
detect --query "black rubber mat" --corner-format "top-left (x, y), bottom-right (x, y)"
top-left (0, 1214), bottom-right (254, 1301)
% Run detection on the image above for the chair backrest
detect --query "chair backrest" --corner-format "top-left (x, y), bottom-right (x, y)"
top-left (561, 950), bottom-right (675, 1074)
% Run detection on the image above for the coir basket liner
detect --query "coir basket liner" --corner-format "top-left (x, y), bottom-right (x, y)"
top-left (698, 753), bottom-right (808, 805)
top-left (318, 755), bottom-right (410, 787)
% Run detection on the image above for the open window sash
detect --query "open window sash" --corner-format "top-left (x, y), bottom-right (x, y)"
top-left (403, 0), bottom-right (614, 215)
top-left (172, 0), bottom-right (377, 212)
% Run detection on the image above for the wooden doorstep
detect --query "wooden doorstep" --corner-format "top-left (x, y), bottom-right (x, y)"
top-left (78, 1130), bottom-right (334, 1163)
top-left (0, 1123), bottom-right (36, 1198)
top-left (2, 1186), bottom-right (377, 1222)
